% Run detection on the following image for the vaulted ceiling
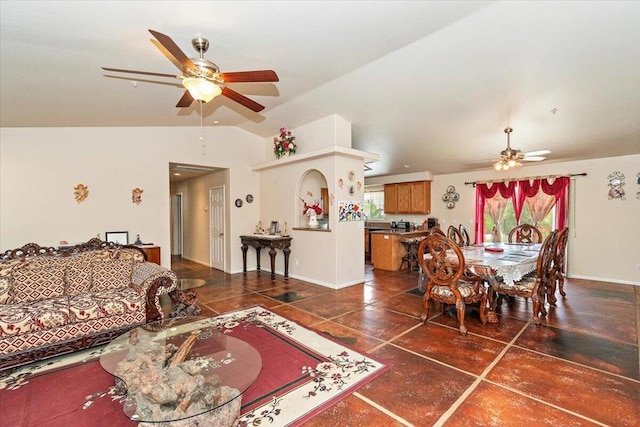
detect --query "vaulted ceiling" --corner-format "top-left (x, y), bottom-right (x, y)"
top-left (1, 1), bottom-right (638, 177)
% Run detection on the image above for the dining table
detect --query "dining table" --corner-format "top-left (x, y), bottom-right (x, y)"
top-left (418, 242), bottom-right (542, 323)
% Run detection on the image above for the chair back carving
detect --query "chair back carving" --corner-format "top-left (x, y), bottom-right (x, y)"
top-left (447, 225), bottom-right (464, 246)
top-left (551, 227), bottom-right (570, 299)
top-left (508, 224), bottom-right (543, 244)
top-left (459, 224), bottom-right (471, 246)
top-left (429, 226), bottom-right (446, 237)
top-left (419, 235), bottom-right (465, 287)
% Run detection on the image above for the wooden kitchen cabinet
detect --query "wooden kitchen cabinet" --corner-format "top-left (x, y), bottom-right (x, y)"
top-left (410, 181), bottom-right (431, 213)
top-left (384, 181), bottom-right (431, 214)
top-left (397, 183), bottom-right (412, 213)
top-left (384, 184), bottom-right (397, 213)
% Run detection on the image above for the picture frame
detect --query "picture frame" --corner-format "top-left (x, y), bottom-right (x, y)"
top-left (105, 231), bottom-right (129, 245)
top-left (269, 221), bottom-right (279, 235)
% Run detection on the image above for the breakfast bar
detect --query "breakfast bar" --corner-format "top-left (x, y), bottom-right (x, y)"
top-left (370, 229), bottom-right (428, 271)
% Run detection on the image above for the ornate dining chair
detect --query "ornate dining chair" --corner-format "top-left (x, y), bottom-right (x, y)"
top-left (493, 230), bottom-right (558, 326)
top-left (417, 235), bottom-right (487, 336)
top-left (429, 226), bottom-right (446, 237)
top-left (508, 224), bottom-right (543, 244)
top-left (447, 225), bottom-right (464, 246)
top-left (548, 227), bottom-right (569, 304)
top-left (459, 224), bottom-right (471, 246)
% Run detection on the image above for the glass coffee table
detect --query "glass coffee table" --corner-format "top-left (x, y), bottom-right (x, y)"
top-left (100, 316), bottom-right (261, 424)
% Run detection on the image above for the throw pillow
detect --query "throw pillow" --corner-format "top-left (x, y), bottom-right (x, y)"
top-left (12, 260), bottom-right (66, 303)
top-left (92, 258), bottom-right (133, 291)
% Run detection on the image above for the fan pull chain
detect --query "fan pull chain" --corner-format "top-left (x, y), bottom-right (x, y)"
top-left (199, 101), bottom-right (206, 156)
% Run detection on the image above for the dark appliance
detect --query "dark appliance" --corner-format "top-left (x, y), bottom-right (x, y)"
top-left (427, 218), bottom-right (438, 229)
top-left (396, 221), bottom-right (411, 231)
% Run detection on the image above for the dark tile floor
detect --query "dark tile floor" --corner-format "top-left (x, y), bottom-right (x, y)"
top-left (169, 257), bottom-right (640, 426)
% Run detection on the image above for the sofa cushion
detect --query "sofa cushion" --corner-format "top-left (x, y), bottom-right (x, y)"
top-left (12, 259), bottom-right (66, 303)
top-left (65, 253), bottom-right (93, 296)
top-left (0, 296), bottom-right (70, 337)
top-left (91, 258), bottom-right (133, 291)
top-left (68, 287), bottom-right (144, 320)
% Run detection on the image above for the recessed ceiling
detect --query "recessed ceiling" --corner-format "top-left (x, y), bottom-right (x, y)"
top-left (1, 1), bottom-right (638, 177)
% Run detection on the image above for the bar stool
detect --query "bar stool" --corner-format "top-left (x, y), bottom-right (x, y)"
top-left (400, 238), bottom-right (420, 272)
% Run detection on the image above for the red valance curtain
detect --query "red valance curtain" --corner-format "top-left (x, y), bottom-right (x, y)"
top-left (474, 176), bottom-right (570, 243)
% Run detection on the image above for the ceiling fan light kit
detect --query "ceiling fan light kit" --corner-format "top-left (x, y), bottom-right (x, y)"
top-left (182, 77), bottom-right (221, 103)
top-left (102, 29), bottom-right (279, 112)
top-left (492, 127), bottom-right (549, 171)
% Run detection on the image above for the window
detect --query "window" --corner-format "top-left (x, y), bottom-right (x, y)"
top-left (364, 190), bottom-right (385, 220)
top-left (484, 200), bottom-right (555, 242)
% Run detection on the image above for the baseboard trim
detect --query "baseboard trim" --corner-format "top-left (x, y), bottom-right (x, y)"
top-left (569, 274), bottom-right (639, 286)
top-left (179, 256), bottom-right (210, 267)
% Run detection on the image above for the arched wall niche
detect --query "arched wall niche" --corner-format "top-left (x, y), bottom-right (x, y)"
top-left (297, 169), bottom-right (329, 228)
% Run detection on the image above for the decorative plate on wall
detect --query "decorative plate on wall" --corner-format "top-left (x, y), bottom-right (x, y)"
top-left (235, 198), bottom-right (243, 208)
top-left (246, 194), bottom-right (254, 203)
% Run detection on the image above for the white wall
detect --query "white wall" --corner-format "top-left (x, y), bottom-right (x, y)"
top-left (426, 154), bottom-right (639, 285)
top-left (257, 114), bottom-right (365, 288)
top-left (0, 126), bottom-right (263, 270)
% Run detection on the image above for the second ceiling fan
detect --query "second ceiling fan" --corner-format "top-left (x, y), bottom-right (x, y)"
top-left (493, 127), bottom-right (550, 171)
top-left (103, 29), bottom-right (279, 112)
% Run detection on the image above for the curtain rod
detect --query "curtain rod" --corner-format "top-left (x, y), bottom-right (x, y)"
top-left (464, 173), bottom-right (587, 187)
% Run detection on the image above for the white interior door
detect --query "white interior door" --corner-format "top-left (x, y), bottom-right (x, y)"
top-left (210, 186), bottom-right (225, 271)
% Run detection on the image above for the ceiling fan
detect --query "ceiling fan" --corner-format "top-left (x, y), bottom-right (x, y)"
top-left (493, 127), bottom-right (550, 171)
top-left (102, 29), bottom-right (279, 112)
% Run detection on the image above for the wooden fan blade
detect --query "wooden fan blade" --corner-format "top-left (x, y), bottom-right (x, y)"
top-left (148, 29), bottom-right (195, 69)
top-left (102, 67), bottom-right (179, 79)
top-left (176, 90), bottom-right (194, 108)
top-left (523, 149), bottom-right (551, 157)
top-left (221, 87), bottom-right (264, 112)
top-left (219, 70), bottom-right (279, 83)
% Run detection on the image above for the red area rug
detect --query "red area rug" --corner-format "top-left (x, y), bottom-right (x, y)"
top-left (1, 306), bottom-right (389, 426)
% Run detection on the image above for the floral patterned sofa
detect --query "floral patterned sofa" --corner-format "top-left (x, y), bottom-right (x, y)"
top-left (0, 238), bottom-right (177, 370)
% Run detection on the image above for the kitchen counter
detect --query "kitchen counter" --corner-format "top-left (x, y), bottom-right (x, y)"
top-left (370, 229), bottom-right (426, 236)
top-left (370, 230), bottom-right (428, 271)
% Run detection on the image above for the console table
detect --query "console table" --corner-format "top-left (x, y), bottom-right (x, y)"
top-left (240, 235), bottom-right (292, 280)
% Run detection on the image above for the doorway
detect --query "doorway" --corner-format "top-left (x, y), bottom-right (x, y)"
top-left (209, 186), bottom-right (225, 271)
top-left (171, 193), bottom-right (183, 256)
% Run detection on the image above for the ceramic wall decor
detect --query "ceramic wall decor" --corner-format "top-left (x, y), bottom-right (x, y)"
top-left (348, 170), bottom-right (355, 182)
top-left (132, 187), bottom-right (143, 205)
top-left (607, 171), bottom-right (625, 200)
top-left (636, 172), bottom-right (640, 200)
top-left (74, 184), bottom-right (89, 203)
top-left (246, 194), bottom-right (254, 203)
top-left (442, 185), bottom-right (460, 209)
top-left (235, 198), bottom-right (243, 208)
top-left (338, 178), bottom-right (344, 189)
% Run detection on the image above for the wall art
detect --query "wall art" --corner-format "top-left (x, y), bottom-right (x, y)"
top-left (442, 185), bottom-right (460, 209)
top-left (607, 171), bottom-right (625, 200)
top-left (637, 172), bottom-right (639, 200)
top-left (338, 201), bottom-right (365, 221)
top-left (74, 183), bottom-right (89, 203)
top-left (132, 187), bottom-right (143, 205)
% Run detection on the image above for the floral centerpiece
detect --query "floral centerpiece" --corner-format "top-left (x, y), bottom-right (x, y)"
top-left (273, 127), bottom-right (297, 159)
top-left (300, 198), bottom-right (322, 228)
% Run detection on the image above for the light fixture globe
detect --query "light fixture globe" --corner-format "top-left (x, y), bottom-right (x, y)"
top-left (182, 77), bottom-right (221, 103)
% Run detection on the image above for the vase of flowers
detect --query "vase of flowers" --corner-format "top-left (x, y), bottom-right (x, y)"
top-left (273, 127), bottom-right (297, 159)
top-left (301, 198), bottom-right (322, 228)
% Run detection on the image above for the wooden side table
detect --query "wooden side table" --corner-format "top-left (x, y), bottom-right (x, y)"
top-left (240, 235), bottom-right (292, 280)
top-left (135, 245), bottom-right (161, 264)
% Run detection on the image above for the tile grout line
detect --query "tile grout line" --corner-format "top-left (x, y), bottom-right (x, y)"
top-left (353, 392), bottom-right (415, 426)
top-left (432, 319), bottom-right (532, 427)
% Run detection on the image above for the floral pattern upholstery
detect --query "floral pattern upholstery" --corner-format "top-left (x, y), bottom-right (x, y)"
top-left (0, 246), bottom-right (176, 363)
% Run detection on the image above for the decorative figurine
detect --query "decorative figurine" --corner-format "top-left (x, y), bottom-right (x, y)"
top-left (74, 183), bottom-right (89, 203)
